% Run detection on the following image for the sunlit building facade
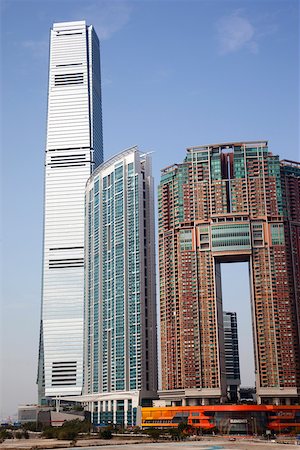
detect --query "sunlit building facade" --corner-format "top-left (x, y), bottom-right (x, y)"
top-left (82, 147), bottom-right (158, 426)
top-left (38, 20), bottom-right (103, 400)
top-left (142, 405), bottom-right (300, 434)
top-left (158, 141), bottom-right (300, 406)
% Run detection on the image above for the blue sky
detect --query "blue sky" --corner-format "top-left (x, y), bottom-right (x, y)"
top-left (1, 0), bottom-right (299, 419)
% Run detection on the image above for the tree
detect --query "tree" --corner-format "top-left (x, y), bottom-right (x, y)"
top-left (169, 428), bottom-right (181, 441)
top-left (178, 421), bottom-right (189, 433)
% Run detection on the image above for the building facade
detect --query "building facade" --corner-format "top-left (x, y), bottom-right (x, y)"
top-left (82, 147), bottom-right (157, 426)
top-left (223, 311), bottom-right (241, 402)
top-left (38, 21), bottom-right (103, 400)
top-left (158, 141), bottom-right (300, 406)
top-left (142, 405), bottom-right (300, 434)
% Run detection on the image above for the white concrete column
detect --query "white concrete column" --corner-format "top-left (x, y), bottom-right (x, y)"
top-left (108, 400), bottom-right (112, 412)
top-left (102, 400), bottom-right (106, 412)
top-left (113, 399), bottom-right (117, 424)
top-left (97, 401), bottom-right (100, 424)
top-left (124, 399), bottom-right (128, 428)
top-left (182, 398), bottom-right (187, 406)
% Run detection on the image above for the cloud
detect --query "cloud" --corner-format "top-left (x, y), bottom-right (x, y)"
top-left (216, 10), bottom-right (258, 55)
top-left (73, 0), bottom-right (132, 40)
top-left (148, 68), bottom-right (171, 84)
top-left (102, 76), bottom-right (113, 86)
top-left (22, 39), bottom-right (48, 58)
top-left (21, 0), bottom-right (132, 59)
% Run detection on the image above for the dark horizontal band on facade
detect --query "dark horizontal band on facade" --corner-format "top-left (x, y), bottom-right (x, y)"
top-left (52, 361), bottom-right (77, 366)
top-left (49, 159), bottom-right (88, 162)
top-left (51, 154), bottom-right (86, 159)
top-left (49, 258), bottom-right (84, 262)
top-left (49, 164), bottom-right (88, 168)
top-left (47, 147), bottom-right (92, 151)
top-left (55, 73), bottom-right (83, 77)
top-left (56, 63), bottom-right (83, 67)
top-left (55, 32), bottom-right (83, 36)
top-left (49, 161), bottom-right (88, 166)
top-left (49, 247), bottom-right (84, 251)
top-left (49, 265), bottom-right (84, 269)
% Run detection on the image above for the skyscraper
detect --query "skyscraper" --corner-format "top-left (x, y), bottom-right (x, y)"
top-left (82, 147), bottom-right (158, 426)
top-left (158, 141), bottom-right (300, 406)
top-left (38, 21), bottom-right (103, 401)
top-left (223, 311), bottom-right (241, 402)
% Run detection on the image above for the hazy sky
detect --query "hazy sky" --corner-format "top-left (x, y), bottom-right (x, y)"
top-left (1, 0), bottom-right (299, 419)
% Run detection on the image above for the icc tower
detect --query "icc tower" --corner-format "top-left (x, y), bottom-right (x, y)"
top-left (38, 21), bottom-right (103, 401)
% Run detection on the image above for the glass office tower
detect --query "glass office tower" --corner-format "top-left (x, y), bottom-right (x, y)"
top-left (83, 147), bottom-right (158, 426)
top-left (38, 21), bottom-right (103, 401)
top-left (223, 311), bottom-right (241, 402)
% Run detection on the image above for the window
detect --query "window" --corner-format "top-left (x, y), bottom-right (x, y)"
top-left (180, 229), bottom-right (192, 251)
top-left (54, 73), bottom-right (84, 86)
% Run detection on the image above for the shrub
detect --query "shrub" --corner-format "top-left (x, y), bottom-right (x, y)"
top-left (15, 431), bottom-right (23, 439)
top-left (62, 419), bottom-right (90, 434)
top-left (22, 422), bottom-right (38, 431)
top-left (98, 428), bottom-right (112, 440)
top-left (146, 428), bottom-right (161, 440)
top-left (169, 428), bottom-right (181, 441)
top-left (178, 421), bottom-right (189, 433)
top-left (23, 430), bottom-right (29, 439)
top-left (58, 429), bottom-right (78, 440)
top-left (0, 430), bottom-right (13, 440)
top-left (42, 419), bottom-right (91, 440)
top-left (72, 405), bottom-right (84, 411)
top-left (42, 427), bottom-right (59, 439)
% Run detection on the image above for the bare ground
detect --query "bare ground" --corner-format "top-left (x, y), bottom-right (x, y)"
top-left (0, 436), bottom-right (299, 450)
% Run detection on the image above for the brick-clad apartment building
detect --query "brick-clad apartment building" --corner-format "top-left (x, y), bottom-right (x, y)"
top-left (158, 141), bottom-right (300, 406)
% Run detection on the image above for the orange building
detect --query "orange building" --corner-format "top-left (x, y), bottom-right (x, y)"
top-left (142, 405), bottom-right (300, 435)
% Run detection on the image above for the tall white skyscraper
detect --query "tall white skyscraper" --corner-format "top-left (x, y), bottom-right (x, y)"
top-left (38, 21), bottom-right (103, 400)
